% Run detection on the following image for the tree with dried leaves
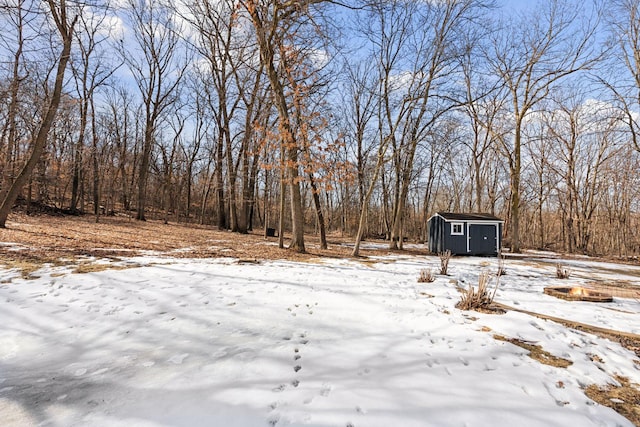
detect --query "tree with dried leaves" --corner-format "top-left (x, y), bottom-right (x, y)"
top-left (239, 0), bottom-right (331, 252)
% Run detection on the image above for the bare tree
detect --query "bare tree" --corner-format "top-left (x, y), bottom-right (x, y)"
top-left (351, 132), bottom-right (391, 256)
top-left (0, 0), bottom-right (78, 228)
top-left (341, 57), bottom-right (378, 224)
top-left (362, 0), bottom-right (491, 250)
top-left (121, 0), bottom-right (187, 221)
top-left (460, 36), bottom-right (506, 213)
top-left (602, 0), bottom-right (640, 154)
top-left (486, 0), bottom-right (601, 252)
top-left (598, 145), bottom-right (640, 257)
top-left (181, 74), bottom-right (209, 223)
top-left (523, 111), bottom-right (556, 249)
top-left (159, 110), bottom-right (185, 224)
top-left (70, 4), bottom-right (121, 216)
top-left (235, 65), bottom-right (269, 234)
top-left (101, 85), bottom-right (140, 214)
top-left (0, 0), bottom-right (33, 208)
top-left (545, 92), bottom-right (623, 253)
top-left (186, 0), bottom-right (241, 230)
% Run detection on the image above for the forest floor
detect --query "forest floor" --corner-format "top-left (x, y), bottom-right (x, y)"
top-left (0, 211), bottom-right (397, 266)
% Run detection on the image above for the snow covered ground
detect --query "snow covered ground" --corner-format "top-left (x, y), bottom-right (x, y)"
top-left (0, 250), bottom-right (639, 427)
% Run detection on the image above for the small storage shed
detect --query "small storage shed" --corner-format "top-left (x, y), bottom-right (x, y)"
top-left (428, 212), bottom-right (503, 256)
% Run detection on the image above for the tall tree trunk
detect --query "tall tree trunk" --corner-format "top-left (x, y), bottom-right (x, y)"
top-left (353, 139), bottom-right (389, 257)
top-left (286, 149), bottom-right (305, 252)
top-left (71, 93), bottom-right (89, 213)
top-left (309, 174), bottom-right (327, 250)
top-left (245, 150), bottom-right (260, 232)
top-left (215, 135), bottom-right (226, 229)
top-left (537, 187), bottom-right (545, 249)
top-left (136, 119), bottom-right (154, 221)
top-left (474, 155), bottom-right (483, 212)
top-left (185, 162), bottom-right (193, 221)
top-left (278, 154), bottom-right (286, 249)
top-left (509, 124), bottom-right (522, 253)
top-left (91, 98), bottom-right (100, 222)
top-left (238, 146), bottom-right (251, 233)
top-left (225, 131), bottom-right (238, 232)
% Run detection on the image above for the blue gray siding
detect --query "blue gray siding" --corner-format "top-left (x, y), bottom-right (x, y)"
top-left (428, 215), bottom-right (502, 256)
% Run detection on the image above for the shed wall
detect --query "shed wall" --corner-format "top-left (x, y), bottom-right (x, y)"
top-left (428, 216), bottom-right (444, 253)
top-left (428, 214), bottom-right (503, 256)
top-left (444, 222), bottom-right (468, 255)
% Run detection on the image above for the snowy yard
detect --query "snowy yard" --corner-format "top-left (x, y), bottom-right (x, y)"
top-left (1, 250), bottom-right (639, 426)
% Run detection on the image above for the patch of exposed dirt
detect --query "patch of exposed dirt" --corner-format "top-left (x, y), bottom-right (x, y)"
top-left (493, 334), bottom-right (573, 368)
top-left (1, 259), bottom-right (61, 279)
top-left (72, 262), bottom-right (142, 274)
top-left (585, 376), bottom-right (640, 427)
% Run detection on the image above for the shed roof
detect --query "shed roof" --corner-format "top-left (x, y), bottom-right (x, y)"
top-left (434, 212), bottom-right (503, 222)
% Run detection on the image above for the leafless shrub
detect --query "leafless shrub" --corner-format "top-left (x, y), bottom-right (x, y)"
top-left (496, 253), bottom-right (506, 276)
top-left (439, 250), bottom-right (451, 275)
top-left (418, 268), bottom-right (436, 283)
top-left (556, 263), bottom-right (571, 279)
top-left (456, 271), bottom-right (500, 311)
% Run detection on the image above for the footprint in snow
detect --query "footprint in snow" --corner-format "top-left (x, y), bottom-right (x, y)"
top-left (357, 368), bottom-right (371, 376)
top-left (268, 415), bottom-right (280, 426)
top-left (320, 384), bottom-right (332, 397)
top-left (168, 353), bottom-right (189, 364)
top-left (530, 321), bottom-right (545, 331)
